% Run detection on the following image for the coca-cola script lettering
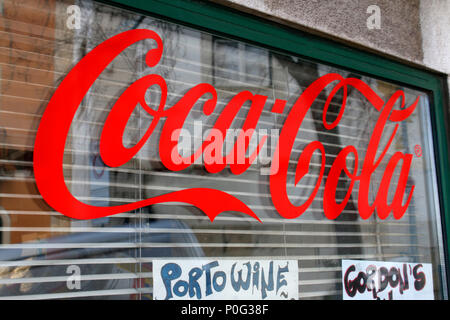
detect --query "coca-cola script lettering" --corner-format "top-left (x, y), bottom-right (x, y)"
top-left (33, 29), bottom-right (419, 222)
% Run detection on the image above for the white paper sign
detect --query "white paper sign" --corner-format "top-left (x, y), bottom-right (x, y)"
top-left (153, 259), bottom-right (298, 300)
top-left (342, 259), bottom-right (434, 300)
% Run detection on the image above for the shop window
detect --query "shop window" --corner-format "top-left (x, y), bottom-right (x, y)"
top-left (0, 0), bottom-right (447, 300)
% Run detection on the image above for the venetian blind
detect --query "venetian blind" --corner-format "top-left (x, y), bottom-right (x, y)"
top-left (0, 0), bottom-right (446, 300)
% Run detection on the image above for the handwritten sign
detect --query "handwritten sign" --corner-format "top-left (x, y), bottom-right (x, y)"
top-left (153, 259), bottom-right (298, 300)
top-left (342, 259), bottom-right (434, 300)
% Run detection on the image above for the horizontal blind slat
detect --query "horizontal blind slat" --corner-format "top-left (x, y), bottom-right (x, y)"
top-left (0, 272), bottom-right (153, 285)
top-left (0, 288), bottom-right (152, 300)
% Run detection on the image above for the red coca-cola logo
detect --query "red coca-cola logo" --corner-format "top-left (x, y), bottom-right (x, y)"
top-left (33, 29), bottom-right (418, 222)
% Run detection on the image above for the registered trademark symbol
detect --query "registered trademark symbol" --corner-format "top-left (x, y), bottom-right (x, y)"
top-left (414, 144), bottom-right (423, 157)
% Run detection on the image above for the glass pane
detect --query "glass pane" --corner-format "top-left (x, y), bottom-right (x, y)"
top-left (0, 0), bottom-right (447, 300)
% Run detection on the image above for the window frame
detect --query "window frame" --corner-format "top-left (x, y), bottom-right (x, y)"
top-left (98, 0), bottom-right (450, 298)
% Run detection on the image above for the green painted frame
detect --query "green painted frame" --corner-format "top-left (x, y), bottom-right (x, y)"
top-left (98, 0), bottom-right (450, 298)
